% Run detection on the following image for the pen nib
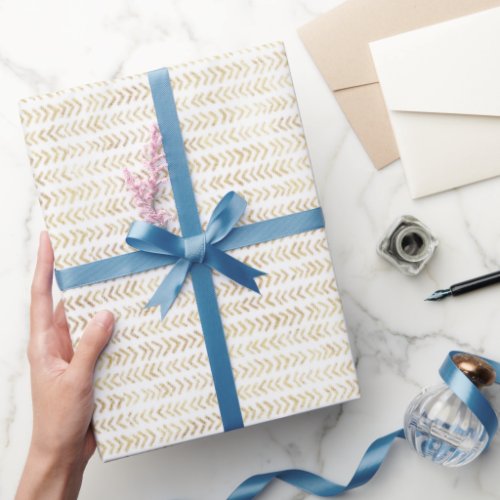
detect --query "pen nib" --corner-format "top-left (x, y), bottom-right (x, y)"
top-left (425, 288), bottom-right (452, 301)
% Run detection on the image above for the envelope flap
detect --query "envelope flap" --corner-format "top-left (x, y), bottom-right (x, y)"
top-left (299, 0), bottom-right (500, 92)
top-left (370, 7), bottom-right (500, 117)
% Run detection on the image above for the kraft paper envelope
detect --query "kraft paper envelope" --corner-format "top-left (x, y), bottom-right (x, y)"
top-left (298, 0), bottom-right (500, 170)
top-left (370, 7), bottom-right (500, 198)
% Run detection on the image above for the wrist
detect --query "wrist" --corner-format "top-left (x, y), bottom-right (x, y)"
top-left (31, 440), bottom-right (86, 468)
top-left (16, 445), bottom-right (85, 500)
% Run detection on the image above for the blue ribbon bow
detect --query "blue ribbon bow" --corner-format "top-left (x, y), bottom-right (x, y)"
top-left (126, 191), bottom-right (265, 318)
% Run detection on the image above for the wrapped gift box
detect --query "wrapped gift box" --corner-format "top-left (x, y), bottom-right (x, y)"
top-left (19, 41), bottom-right (359, 461)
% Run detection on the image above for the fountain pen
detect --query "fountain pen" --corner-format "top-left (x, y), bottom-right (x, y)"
top-left (426, 270), bottom-right (500, 301)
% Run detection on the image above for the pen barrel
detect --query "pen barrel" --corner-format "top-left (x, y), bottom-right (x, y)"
top-left (451, 270), bottom-right (500, 296)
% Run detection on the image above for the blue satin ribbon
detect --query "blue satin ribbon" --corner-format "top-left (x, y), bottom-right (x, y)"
top-left (53, 67), bottom-right (326, 433)
top-left (126, 191), bottom-right (265, 319)
top-left (54, 207), bottom-right (324, 291)
top-left (228, 429), bottom-right (406, 500)
top-left (228, 351), bottom-right (499, 499)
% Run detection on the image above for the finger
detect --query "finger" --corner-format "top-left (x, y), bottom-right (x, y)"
top-left (30, 231), bottom-right (54, 334)
top-left (54, 299), bottom-right (69, 331)
top-left (70, 311), bottom-right (114, 377)
top-left (52, 300), bottom-right (74, 362)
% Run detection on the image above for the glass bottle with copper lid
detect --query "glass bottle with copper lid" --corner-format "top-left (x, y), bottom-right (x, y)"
top-left (404, 353), bottom-right (497, 466)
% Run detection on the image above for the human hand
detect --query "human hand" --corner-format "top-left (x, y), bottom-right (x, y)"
top-left (16, 232), bottom-right (114, 500)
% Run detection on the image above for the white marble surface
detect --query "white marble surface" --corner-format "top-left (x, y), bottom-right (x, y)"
top-left (1, 0), bottom-right (499, 499)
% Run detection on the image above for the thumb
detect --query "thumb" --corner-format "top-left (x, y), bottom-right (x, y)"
top-left (70, 310), bottom-right (114, 377)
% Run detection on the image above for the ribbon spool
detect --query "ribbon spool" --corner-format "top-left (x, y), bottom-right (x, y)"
top-left (228, 351), bottom-right (500, 500)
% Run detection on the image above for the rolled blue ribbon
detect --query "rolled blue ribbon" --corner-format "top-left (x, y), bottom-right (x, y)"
top-left (126, 191), bottom-right (265, 319)
top-left (228, 351), bottom-right (499, 499)
top-left (228, 429), bottom-right (406, 500)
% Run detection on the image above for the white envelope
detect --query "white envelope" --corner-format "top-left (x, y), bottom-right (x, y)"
top-left (370, 6), bottom-right (500, 198)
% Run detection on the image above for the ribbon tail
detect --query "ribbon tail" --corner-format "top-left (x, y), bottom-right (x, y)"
top-left (146, 259), bottom-right (191, 319)
top-left (205, 246), bottom-right (265, 293)
top-left (227, 429), bottom-right (405, 500)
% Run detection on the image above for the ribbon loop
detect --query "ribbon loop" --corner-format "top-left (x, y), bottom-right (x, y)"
top-left (126, 220), bottom-right (184, 257)
top-left (206, 191), bottom-right (247, 243)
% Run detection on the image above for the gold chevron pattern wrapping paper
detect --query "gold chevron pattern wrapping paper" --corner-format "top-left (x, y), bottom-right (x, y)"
top-left (19, 42), bottom-right (359, 461)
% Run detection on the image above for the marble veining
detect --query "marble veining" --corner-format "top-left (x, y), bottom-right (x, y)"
top-left (1, 0), bottom-right (499, 499)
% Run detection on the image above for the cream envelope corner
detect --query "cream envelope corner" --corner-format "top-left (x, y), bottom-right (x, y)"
top-left (370, 6), bottom-right (500, 198)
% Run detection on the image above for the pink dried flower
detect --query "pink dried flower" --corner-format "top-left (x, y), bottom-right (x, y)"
top-left (123, 125), bottom-right (172, 227)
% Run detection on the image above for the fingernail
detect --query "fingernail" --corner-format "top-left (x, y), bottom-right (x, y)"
top-left (93, 310), bottom-right (114, 331)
